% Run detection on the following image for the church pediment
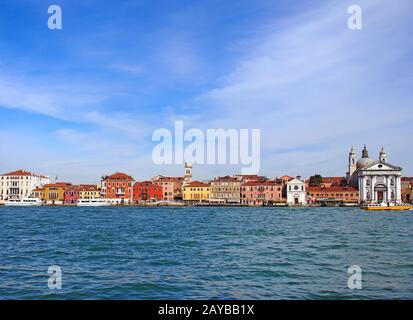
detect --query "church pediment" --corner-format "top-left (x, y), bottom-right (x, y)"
top-left (363, 161), bottom-right (402, 171)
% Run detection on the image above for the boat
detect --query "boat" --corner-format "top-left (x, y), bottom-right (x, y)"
top-left (361, 202), bottom-right (413, 211)
top-left (4, 197), bottom-right (43, 206)
top-left (77, 198), bottom-right (111, 207)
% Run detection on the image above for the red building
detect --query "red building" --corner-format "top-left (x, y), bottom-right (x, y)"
top-left (133, 181), bottom-right (163, 202)
top-left (307, 186), bottom-right (359, 204)
top-left (241, 180), bottom-right (283, 206)
top-left (64, 186), bottom-right (80, 205)
top-left (101, 172), bottom-right (133, 204)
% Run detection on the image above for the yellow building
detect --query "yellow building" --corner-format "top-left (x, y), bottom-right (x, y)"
top-left (182, 181), bottom-right (210, 203)
top-left (31, 187), bottom-right (45, 200)
top-left (79, 185), bottom-right (101, 199)
top-left (44, 182), bottom-right (72, 205)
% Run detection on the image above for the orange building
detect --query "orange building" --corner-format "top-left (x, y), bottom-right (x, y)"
top-left (101, 172), bottom-right (133, 204)
top-left (307, 186), bottom-right (359, 204)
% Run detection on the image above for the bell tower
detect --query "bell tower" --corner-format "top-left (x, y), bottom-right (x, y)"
top-left (184, 162), bottom-right (192, 184)
top-left (348, 146), bottom-right (357, 178)
top-left (379, 147), bottom-right (387, 163)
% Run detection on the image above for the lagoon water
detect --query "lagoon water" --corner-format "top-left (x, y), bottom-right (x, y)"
top-left (0, 206), bottom-right (412, 299)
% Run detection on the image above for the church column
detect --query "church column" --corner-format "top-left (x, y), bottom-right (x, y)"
top-left (396, 176), bottom-right (402, 203)
top-left (386, 175), bottom-right (391, 203)
top-left (371, 176), bottom-right (375, 202)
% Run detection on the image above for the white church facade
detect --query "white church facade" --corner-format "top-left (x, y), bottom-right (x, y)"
top-left (286, 177), bottom-right (307, 206)
top-left (347, 146), bottom-right (402, 204)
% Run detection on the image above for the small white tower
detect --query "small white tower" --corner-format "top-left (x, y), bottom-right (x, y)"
top-left (184, 162), bottom-right (192, 184)
top-left (379, 147), bottom-right (387, 163)
top-left (348, 146), bottom-right (357, 178)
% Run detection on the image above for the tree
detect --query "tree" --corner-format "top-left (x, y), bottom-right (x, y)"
top-left (309, 174), bottom-right (323, 187)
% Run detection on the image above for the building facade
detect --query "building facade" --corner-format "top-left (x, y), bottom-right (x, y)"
top-left (44, 182), bottom-right (72, 205)
top-left (64, 186), bottom-right (80, 204)
top-left (401, 177), bottom-right (413, 203)
top-left (307, 187), bottom-right (359, 204)
top-left (182, 181), bottom-right (210, 203)
top-left (152, 176), bottom-right (184, 200)
top-left (241, 180), bottom-right (283, 206)
top-left (133, 181), bottom-right (163, 202)
top-left (79, 185), bottom-right (101, 199)
top-left (349, 146), bottom-right (402, 204)
top-left (101, 172), bottom-right (133, 204)
top-left (210, 176), bottom-right (241, 204)
top-left (152, 179), bottom-right (175, 201)
top-left (31, 187), bottom-right (45, 200)
top-left (0, 170), bottom-right (50, 201)
top-left (286, 177), bottom-right (307, 205)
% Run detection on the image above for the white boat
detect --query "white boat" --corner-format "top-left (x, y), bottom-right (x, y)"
top-left (4, 197), bottom-right (43, 206)
top-left (77, 198), bottom-right (110, 207)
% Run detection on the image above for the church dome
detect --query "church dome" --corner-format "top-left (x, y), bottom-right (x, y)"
top-left (356, 157), bottom-right (374, 169)
top-left (356, 145), bottom-right (374, 169)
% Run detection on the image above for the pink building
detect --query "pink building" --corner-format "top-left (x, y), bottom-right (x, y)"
top-left (152, 178), bottom-right (175, 201)
top-left (64, 186), bottom-right (80, 205)
top-left (241, 180), bottom-right (283, 206)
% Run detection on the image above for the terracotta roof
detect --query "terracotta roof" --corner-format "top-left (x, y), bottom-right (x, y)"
top-left (44, 182), bottom-right (72, 188)
top-left (322, 177), bottom-right (346, 183)
top-left (134, 181), bottom-right (159, 187)
top-left (32, 187), bottom-right (44, 192)
top-left (307, 187), bottom-right (358, 192)
top-left (104, 172), bottom-right (133, 180)
top-left (184, 181), bottom-right (210, 188)
top-left (212, 176), bottom-right (239, 182)
top-left (80, 185), bottom-right (100, 192)
top-left (153, 176), bottom-right (184, 182)
top-left (243, 181), bottom-right (282, 187)
top-left (1, 169), bottom-right (49, 179)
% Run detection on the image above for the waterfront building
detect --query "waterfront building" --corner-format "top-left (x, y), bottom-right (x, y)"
top-left (182, 181), bottom-right (210, 203)
top-left (44, 182), bottom-right (72, 205)
top-left (307, 187), bottom-right (359, 205)
top-left (101, 172), bottom-right (133, 204)
top-left (79, 185), bottom-right (101, 199)
top-left (31, 187), bottom-right (45, 200)
top-left (152, 179), bottom-right (175, 201)
top-left (0, 170), bottom-right (50, 201)
top-left (306, 176), bottom-right (346, 188)
top-left (209, 176), bottom-right (241, 204)
top-left (234, 174), bottom-right (268, 183)
top-left (286, 177), bottom-right (307, 205)
top-left (348, 146), bottom-right (403, 204)
top-left (241, 180), bottom-right (283, 206)
top-left (401, 177), bottom-right (413, 203)
top-left (152, 176), bottom-right (183, 200)
top-left (152, 163), bottom-right (193, 200)
top-left (64, 185), bottom-right (80, 205)
top-left (133, 181), bottom-right (163, 202)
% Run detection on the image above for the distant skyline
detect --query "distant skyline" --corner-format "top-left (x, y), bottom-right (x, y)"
top-left (0, 0), bottom-right (412, 183)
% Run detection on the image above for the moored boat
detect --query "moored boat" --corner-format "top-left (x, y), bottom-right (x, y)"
top-left (77, 198), bottom-right (110, 207)
top-left (361, 202), bottom-right (413, 211)
top-left (4, 197), bottom-right (43, 206)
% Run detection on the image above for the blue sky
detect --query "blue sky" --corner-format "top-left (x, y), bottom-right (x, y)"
top-left (0, 0), bottom-right (412, 183)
